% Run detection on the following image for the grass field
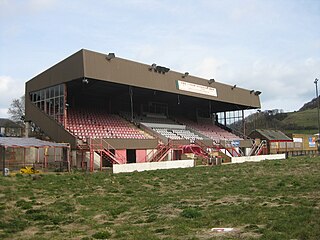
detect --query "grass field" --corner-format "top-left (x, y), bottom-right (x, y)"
top-left (1, 156), bottom-right (320, 240)
top-left (283, 108), bottom-right (318, 130)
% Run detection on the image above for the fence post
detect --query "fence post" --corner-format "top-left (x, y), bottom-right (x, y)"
top-left (1, 146), bottom-right (5, 176)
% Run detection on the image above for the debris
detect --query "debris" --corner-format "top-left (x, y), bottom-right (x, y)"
top-left (211, 228), bottom-right (234, 232)
top-left (4, 168), bottom-right (10, 176)
top-left (20, 166), bottom-right (40, 174)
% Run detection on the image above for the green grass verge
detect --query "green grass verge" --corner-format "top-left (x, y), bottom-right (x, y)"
top-left (0, 156), bottom-right (320, 239)
top-left (284, 108), bottom-right (319, 129)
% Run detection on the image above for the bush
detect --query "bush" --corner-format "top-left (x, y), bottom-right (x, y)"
top-left (180, 208), bottom-right (202, 219)
top-left (92, 231), bottom-right (111, 239)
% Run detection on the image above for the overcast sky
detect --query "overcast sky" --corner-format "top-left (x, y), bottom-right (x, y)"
top-left (1, 0), bottom-right (320, 118)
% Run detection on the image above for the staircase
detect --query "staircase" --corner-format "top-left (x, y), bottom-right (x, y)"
top-left (88, 138), bottom-right (126, 171)
top-left (138, 141), bottom-right (174, 163)
top-left (254, 140), bottom-right (267, 155)
top-left (249, 140), bottom-right (267, 156)
top-left (148, 142), bottom-right (172, 162)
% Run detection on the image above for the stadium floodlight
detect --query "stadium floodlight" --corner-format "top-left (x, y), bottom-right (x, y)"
top-left (250, 90), bottom-right (254, 94)
top-left (163, 67), bottom-right (170, 73)
top-left (231, 84), bottom-right (237, 90)
top-left (105, 53), bottom-right (115, 61)
top-left (155, 66), bottom-right (170, 74)
top-left (148, 63), bottom-right (157, 71)
top-left (254, 91), bottom-right (262, 96)
top-left (208, 78), bottom-right (215, 84)
top-left (182, 72), bottom-right (189, 78)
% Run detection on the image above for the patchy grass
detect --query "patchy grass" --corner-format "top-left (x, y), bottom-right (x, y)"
top-left (283, 108), bottom-right (318, 132)
top-left (0, 156), bottom-right (320, 239)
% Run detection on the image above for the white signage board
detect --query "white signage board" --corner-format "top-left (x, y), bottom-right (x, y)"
top-left (293, 138), bottom-right (303, 143)
top-left (176, 80), bottom-right (217, 97)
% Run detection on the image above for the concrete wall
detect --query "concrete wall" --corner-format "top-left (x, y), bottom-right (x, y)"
top-left (113, 159), bottom-right (194, 174)
top-left (231, 154), bottom-right (286, 163)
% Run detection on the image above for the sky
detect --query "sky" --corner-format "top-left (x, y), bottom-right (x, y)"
top-left (1, 0), bottom-right (320, 118)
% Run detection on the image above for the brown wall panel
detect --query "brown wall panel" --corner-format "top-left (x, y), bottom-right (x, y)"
top-left (25, 101), bottom-right (77, 148)
top-left (26, 50), bottom-right (85, 93)
top-left (83, 49), bottom-right (261, 108)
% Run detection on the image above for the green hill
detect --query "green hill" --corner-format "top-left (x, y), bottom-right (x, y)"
top-left (283, 108), bottom-right (318, 130)
top-left (234, 108), bottom-right (319, 135)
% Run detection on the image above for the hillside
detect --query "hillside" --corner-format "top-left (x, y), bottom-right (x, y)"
top-left (299, 96), bottom-right (319, 111)
top-left (282, 108), bottom-right (318, 129)
top-left (231, 105), bottom-right (318, 135)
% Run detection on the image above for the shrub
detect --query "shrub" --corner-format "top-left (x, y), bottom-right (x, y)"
top-left (180, 208), bottom-right (202, 219)
top-left (92, 231), bottom-right (111, 239)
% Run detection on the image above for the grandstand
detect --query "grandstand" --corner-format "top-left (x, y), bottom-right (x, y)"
top-left (25, 49), bottom-right (261, 170)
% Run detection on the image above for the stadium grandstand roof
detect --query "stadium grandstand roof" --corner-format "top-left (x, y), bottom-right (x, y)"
top-left (25, 49), bottom-right (262, 148)
top-left (26, 49), bottom-right (261, 112)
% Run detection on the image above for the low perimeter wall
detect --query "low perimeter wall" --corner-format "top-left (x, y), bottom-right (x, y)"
top-left (113, 160), bottom-right (195, 174)
top-left (231, 154), bottom-right (286, 164)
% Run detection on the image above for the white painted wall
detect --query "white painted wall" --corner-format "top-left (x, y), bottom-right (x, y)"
top-left (231, 154), bottom-right (286, 163)
top-left (113, 160), bottom-right (194, 174)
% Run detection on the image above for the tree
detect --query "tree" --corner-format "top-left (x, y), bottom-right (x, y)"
top-left (8, 95), bottom-right (25, 124)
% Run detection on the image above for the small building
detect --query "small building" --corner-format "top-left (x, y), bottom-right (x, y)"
top-left (0, 137), bottom-right (70, 173)
top-left (249, 129), bottom-right (293, 154)
top-left (0, 118), bottom-right (23, 137)
top-left (291, 133), bottom-right (318, 155)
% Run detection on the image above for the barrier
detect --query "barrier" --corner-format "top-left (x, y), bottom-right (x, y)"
top-left (231, 154), bottom-right (286, 163)
top-left (113, 159), bottom-right (194, 173)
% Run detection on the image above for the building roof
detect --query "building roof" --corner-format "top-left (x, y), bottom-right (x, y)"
top-left (0, 118), bottom-right (23, 128)
top-left (26, 49), bottom-right (261, 112)
top-left (0, 137), bottom-right (69, 148)
top-left (253, 129), bottom-right (292, 141)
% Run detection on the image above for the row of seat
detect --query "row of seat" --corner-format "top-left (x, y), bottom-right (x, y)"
top-left (153, 128), bottom-right (183, 140)
top-left (57, 109), bottom-right (241, 142)
top-left (153, 128), bottom-right (204, 141)
top-left (177, 118), bottom-right (242, 142)
top-left (58, 109), bottom-right (153, 140)
top-left (120, 111), bottom-right (176, 125)
top-left (172, 129), bottom-right (204, 140)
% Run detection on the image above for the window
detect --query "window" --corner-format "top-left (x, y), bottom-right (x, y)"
top-left (217, 110), bottom-right (243, 127)
top-left (30, 84), bottom-right (65, 121)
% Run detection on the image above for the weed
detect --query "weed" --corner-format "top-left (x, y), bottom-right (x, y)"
top-left (0, 157), bottom-right (320, 239)
top-left (92, 231), bottom-right (111, 239)
top-left (15, 199), bottom-right (33, 210)
top-left (180, 208), bottom-right (202, 219)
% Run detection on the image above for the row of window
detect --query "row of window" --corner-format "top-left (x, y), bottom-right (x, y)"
top-left (217, 111), bottom-right (243, 126)
top-left (30, 84), bottom-right (65, 119)
top-left (30, 85), bottom-right (64, 102)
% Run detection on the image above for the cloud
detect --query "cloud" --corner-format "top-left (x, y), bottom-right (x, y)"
top-left (194, 57), bottom-right (228, 80)
top-left (0, 108), bottom-right (8, 118)
top-left (0, 76), bottom-right (24, 118)
top-left (224, 57), bottom-right (320, 112)
top-left (0, 0), bottom-right (56, 18)
top-left (0, 76), bottom-right (9, 92)
top-left (29, 0), bottom-right (56, 11)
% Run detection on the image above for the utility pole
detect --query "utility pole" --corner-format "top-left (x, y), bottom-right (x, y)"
top-left (314, 78), bottom-right (320, 154)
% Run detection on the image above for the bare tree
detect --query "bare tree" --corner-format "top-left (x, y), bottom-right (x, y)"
top-left (8, 95), bottom-right (25, 124)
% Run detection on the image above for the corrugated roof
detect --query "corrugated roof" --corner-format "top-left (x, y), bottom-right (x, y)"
top-left (0, 137), bottom-right (69, 148)
top-left (255, 129), bottom-right (292, 141)
top-left (0, 118), bottom-right (23, 128)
